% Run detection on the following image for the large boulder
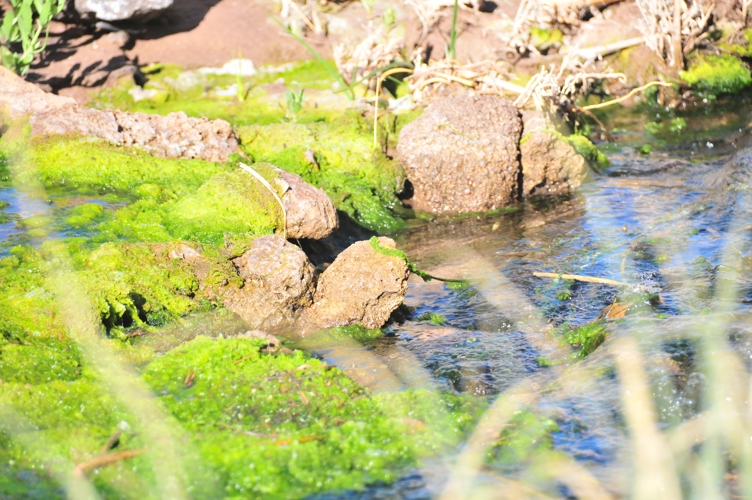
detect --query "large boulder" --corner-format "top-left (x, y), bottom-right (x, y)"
top-left (520, 112), bottom-right (591, 197)
top-left (397, 95), bottom-right (523, 214)
top-left (73, 0), bottom-right (173, 22)
top-left (223, 236), bottom-right (316, 332)
top-left (303, 237), bottom-right (409, 330)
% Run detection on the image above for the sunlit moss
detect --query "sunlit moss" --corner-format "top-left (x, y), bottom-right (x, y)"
top-left (238, 112), bottom-right (411, 232)
top-left (0, 241), bottom-right (240, 342)
top-left (680, 53), bottom-right (752, 96)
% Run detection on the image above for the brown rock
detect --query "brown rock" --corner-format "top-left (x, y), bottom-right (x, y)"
top-left (397, 95), bottom-right (522, 214)
top-left (30, 108), bottom-right (238, 162)
top-left (303, 237), bottom-right (409, 330)
top-left (275, 167), bottom-right (338, 240)
top-left (0, 66), bottom-right (75, 122)
top-left (223, 235), bottom-right (316, 332)
top-left (520, 113), bottom-right (590, 197)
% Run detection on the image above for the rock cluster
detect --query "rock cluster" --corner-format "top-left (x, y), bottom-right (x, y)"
top-left (397, 95), bottom-right (522, 213)
top-left (275, 167), bottom-right (339, 240)
top-left (303, 237), bottom-right (409, 330)
top-left (397, 95), bottom-right (593, 214)
top-left (224, 236), bottom-right (317, 332)
top-left (520, 112), bottom-right (591, 197)
top-left (224, 236), bottom-right (409, 333)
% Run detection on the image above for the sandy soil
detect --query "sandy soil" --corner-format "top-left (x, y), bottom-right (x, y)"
top-left (0, 0), bottom-right (520, 101)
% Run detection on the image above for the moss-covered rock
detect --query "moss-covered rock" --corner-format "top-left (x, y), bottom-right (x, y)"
top-left (238, 116), bottom-right (408, 232)
top-left (680, 53), bottom-right (752, 97)
top-left (0, 241), bottom-right (240, 342)
top-left (0, 336), bottom-right (484, 499)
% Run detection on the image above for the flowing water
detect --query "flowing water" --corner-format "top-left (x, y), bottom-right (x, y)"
top-left (307, 102), bottom-right (752, 497)
top-left (3, 99), bottom-right (752, 498)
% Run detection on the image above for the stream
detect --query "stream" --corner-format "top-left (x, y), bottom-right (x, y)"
top-left (308, 102), bottom-right (752, 497)
top-left (3, 98), bottom-right (752, 498)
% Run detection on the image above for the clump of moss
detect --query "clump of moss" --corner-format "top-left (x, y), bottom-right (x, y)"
top-left (0, 241), bottom-right (240, 342)
top-left (0, 336), bottom-right (485, 498)
top-left (164, 167), bottom-right (283, 245)
top-left (488, 409), bottom-right (559, 467)
top-left (14, 137), bottom-right (228, 195)
top-left (143, 336), bottom-right (479, 498)
top-left (562, 133), bottom-right (610, 169)
top-left (0, 339), bottom-right (82, 384)
top-left (238, 113), bottom-right (408, 233)
top-left (719, 29), bottom-right (752, 57)
top-left (559, 321), bottom-right (607, 358)
top-left (416, 312), bottom-right (447, 325)
top-left (529, 26), bottom-right (563, 50)
top-left (680, 53), bottom-right (752, 96)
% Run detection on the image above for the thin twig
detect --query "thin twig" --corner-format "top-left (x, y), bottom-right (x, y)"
top-left (73, 449), bottom-right (145, 477)
top-left (239, 163), bottom-right (287, 238)
top-left (533, 272), bottom-right (629, 287)
top-left (582, 81), bottom-right (672, 110)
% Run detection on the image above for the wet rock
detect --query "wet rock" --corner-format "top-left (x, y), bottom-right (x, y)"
top-left (274, 167), bottom-right (338, 240)
top-left (397, 95), bottom-right (522, 214)
top-left (223, 236), bottom-right (316, 332)
top-left (303, 237), bottom-right (409, 330)
top-left (520, 112), bottom-right (590, 197)
top-left (74, 0), bottom-right (173, 22)
top-left (30, 109), bottom-right (238, 162)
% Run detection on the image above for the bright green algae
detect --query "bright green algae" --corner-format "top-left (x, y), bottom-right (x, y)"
top-left (680, 53), bottom-right (752, 97)
top-left (86, 59), bottom-right (415, 233)
top-left (238, 113), bottom-right (409, 232)
top-left (0, 336), bottom-right (485, 499)
top-left (0, 241), bottom-right (240, 342)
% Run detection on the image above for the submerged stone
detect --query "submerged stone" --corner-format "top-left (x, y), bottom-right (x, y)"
top-left (397, 95), bottom-right (522, 214)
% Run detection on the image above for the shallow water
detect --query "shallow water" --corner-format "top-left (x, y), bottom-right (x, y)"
top-left (308, 115), bottom-right (752, 497)
top-left (3, 102), bottom-right (752, 498)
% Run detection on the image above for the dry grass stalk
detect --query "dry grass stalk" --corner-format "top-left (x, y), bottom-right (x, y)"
top-left (513, 59), bottom-right (626, 110)
top-left (406, 59), bottom-right (523, 103)
top-left (333, 22), bottom-right (405, 88)
top-left (635, 0), bottom-right (715, 69)
top-left (278, 0), bottom-right (328, 36)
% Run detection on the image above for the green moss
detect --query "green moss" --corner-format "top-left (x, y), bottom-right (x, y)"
top-left (0, 339), bottom-right (81, 384)
top-left (0, 241), bottom-right (239, 342)
top-left (489, 410), bottom-right (559, 466)
top-left (719, 29), bottom-right (752, 57)
top-left (239, 113), bottom-right (408, 233)
top-left (65, 203), bottom-right (105, 228)
top-left (680, 53), bottom-right (752, 96)
top-left (559, 321), bottom-right (607, 358)
top-left (416, 312), bottom-right (447, 325)
top-left (164, 167), bottom-right (283, 245)
top-left (561, 134), bottom-right (610, 169)
top-left (142, 336), bottom-right (480, 498)
top-left (14, 137), bottom-right (228, 196)
top-left (89, 61), bottom-right (344, 127)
